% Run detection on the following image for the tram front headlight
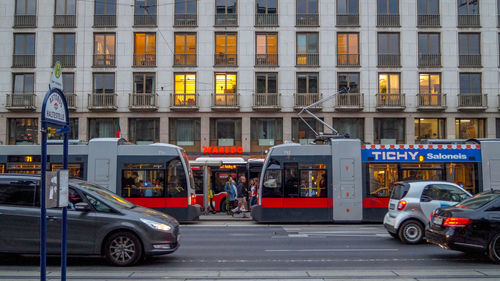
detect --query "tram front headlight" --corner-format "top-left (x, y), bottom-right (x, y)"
top-left (140, 218), bottom-right (172, 232)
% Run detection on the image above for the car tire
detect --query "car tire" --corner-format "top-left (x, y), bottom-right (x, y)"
top-left (488, 234), bottom-right (500, 263)
top-left (104, 231), bottom-right (143, 266)
top-left (398, 220), bottom-right (424, 244)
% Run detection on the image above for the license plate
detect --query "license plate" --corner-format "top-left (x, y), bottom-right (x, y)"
top-left (433, 216), bottom-right (443, 225)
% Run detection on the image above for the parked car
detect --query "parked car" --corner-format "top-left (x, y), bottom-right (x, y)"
top-left (0, 174), bottom-right (180, 266)
top-left (425, 191), bottom-right (500, 263)
top-left (384, 181), bottom-right (472, 244)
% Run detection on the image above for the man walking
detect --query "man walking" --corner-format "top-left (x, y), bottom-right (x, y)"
top-left (234, 176), bottom-right (248, 218)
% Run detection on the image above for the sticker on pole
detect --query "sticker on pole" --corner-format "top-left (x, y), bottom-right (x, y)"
top-left (50, 61), bottom-right (63, 91)
top-left (44, 91), bottom-right (67, 125)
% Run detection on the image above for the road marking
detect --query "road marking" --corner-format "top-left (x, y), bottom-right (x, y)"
top-left (265, 248), bottom-right (399, 252)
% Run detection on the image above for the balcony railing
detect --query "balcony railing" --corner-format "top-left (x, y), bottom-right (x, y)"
top-left (5, 93), bottom-right (36, 110)
top-left (459, 54), bottom-right (481, 67)
top-left (12, 54), bottom-right (35, 68)
top-left (94, 15), bottom-right (116, 27)
top-left (296, 14), bottom-right (319, 26)
top-left (54, 15), bottom-right (76, 27)
top-left (174, 14), bottom-right (197, 27)
top-left (129, 93), bottom-right (158, 111)
top-left (418, 54), bottom-right (441, 68)
top-left (134, 15), bottom-right (157, 26)
top-left (417, 93), bottom-right (446, 110)
top-left (377, 14), bottom-right (400, 27)
top-left (212, 93), bottom-right (239, 109)
top-left (215, 14), bottom-right (237, 26)
top-left (14, 15), bottom-right (36, 27)
top-left (88, 93), bottom-right (117, 111)
top-left (296, 53), bottom-right (319, 66)
top-left (255, 14), bottom-right (278, 26)
top-left (376, 93), bottom-right (406, 110)
top-left (64, 93), bottom-right (76, 110)
top-left (378, 54), bottom-right (401, 67)
top-left (255, 54), bottom-right (278, 66)
top-left (93, 54), bottom-right (116, 67)
top-left (253, 93), bottom-right (280, 110)
top-left (53, 54), bottom-right (75, 68)
top-left (458, 14), bottom-right (480, 27)
top-left (215, 54), bottom-right (237, 66)
top-left (457, 93), bottom-right (487, 110)
top-left (337, 54), bottom-right (360, 67)
top-left (417, 14), bottom-right (440, 27)
top-left (134, 54), bottom-right (156, 67)
top-left (174, 54), bottom-right (196, 66)
top-left (170, 93), bottom-right (199, 110)
top-left (335, 93), bottom-right (364, 111)
top-left (294, 93), bottom-right (322, 109)
top-left (336, 14), bottom-right (359, 26)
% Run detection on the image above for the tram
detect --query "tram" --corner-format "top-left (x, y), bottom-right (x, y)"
top-left (0, 138), bottom-right (201, 221)
top-left (251, 138), bottom-right (500, 223)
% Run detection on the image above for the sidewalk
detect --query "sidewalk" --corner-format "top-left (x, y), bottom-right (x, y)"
top-left (198, 212), bottom-right (253, 221)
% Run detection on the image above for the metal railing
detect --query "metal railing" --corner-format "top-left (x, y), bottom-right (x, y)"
top-left (174, 54), bottom-right (196, 66)
top-left (337, 54), bottom-right (360, 66)
top-left (64, 93), bottom-right (76, 109)
top-left (88, 93), bottom-right (117, 110)
top-left (134, 15), bottom-right (157, 26)
top-left (255, 54), bottom-right (278, 66)
top-left (255, 14), bottom-right (278, 26)
top-left (212, 93), bottom-right (239, 107)
top-left (215, 54), bottom-right (237, 66)
top-left (336, 14), bottom-right (359, 26)
top-left (296, 14), bottom-right (319, 26)
top-left (335, 93), bottom-right (364, 110)
top-left (174, 14), bottom-right (197, 26)
top-left (6, 93), bottom-right (36, 110)
top-left (53, 54), bottom-right (75, 68)
top-left (457, 93), bottom-right (487, 109)
top-left (12, 54), bottom-right (35, 68)
top-left (458, 14), bottom-right (480, 27)
top-left (129, 93), bottom-right (158, 110)
top-left (93, 54), bottom-right (116, 67)
top-left (417, 93), bottom-right (446, 108)
top-left (417, 14), bottom-right (440, 27)
top-left (215, 14), bottom-right (237, 26)
top-left (294, 93), bottom-right (322, 108)
top-left (377, 14), bottom-right (400, 26)
top-left (378, 54), bottom-right (401, 67)
top-left (418, 54), bottom-right (441, 67)
top-left (134, 54), bottom-right (156, 67)
top-left (459, 54), bottom-right (481, 67)
top-left (54, 15), bottom-right (76, 27)
top-left (253, 93), bottom-right (280, 108)
top-left (296, 53), bottom-right (319, 66)
top-left (14, 15), bottom-right (36, 27)
top-left (376, 93), bottom-right (405, 108)
top-left (170, 93), bottom-right (199, 108)
top-left (94, 15), bottom-right (116, 27)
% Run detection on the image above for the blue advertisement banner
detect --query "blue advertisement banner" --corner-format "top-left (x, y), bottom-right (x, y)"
top-left (362, 146), bottom-right (481, 163)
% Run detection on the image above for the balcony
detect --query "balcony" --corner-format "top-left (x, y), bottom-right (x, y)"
top-left (378, 54), bottom-right (401, 67)
top-left (133, 54), bottom-right (156, 67)
top-left (53, 54), bottom-right (75, 68)
top-left (334, 93), bottom-right (364, 111)
top-left (417, 93), bottom-right (446, 111)
top-left (88, 93), bottom-right (117, 111)
top-left (129, 93), bottom-right (158, 111)
top-left (211, 93), bottom-right (239, 110)
top-left (174, 14), bottom-right (197, 27)
top-left (14, 15), bottom-right (36, 27)
top-left (296, 14), bottom-right (319, 26)
top-left (336, 14), bottom-right (359, 26)
top-left (255, 54), bottom-right (278, 66)
top-left (215, 14), bottom-right (237, 26)
top-left (457, 93), bottom-right (487, 111)
top-left (94, 15), bottom-right (116, 27)
top-left (252, 93), bottom-right (281, 111)
top-left (5, 93), bottom-right (36, 111)
top-left (54, 15), bottom-right (76, 27)
top-left (93, 54), bottom-right (116, 67)
top-left (337, 54), bottom-right (360, 67)
top-left (255, 14), bottom-right (278, 26)
top-left (296, 53), bottom-right (319, 66)
top-left (376, 93), bottom-right (406, 111)
top-left (458, 15), bottom-right (480, 27)
top-left (12, 54), bottom-right (35, 68)
top-left (417, 14), bottom-right (440, 27)
top-left (134, 15), bottom-right (157, 26)
top-left (377, 14), bottom-right (400, 27)
top-left (174, 54), bottom-right (196, 66)
top-left (215, 54), bottom-right (237, 66)
top-left (418, 54), bottom-right (441, 68)
top-left (294, 93), bottom-right (322, 110)
top-left (459, 54), bottom-right (481, 68)
top-left (170, 93), bottom-right (199, 111)
top-left (64, 93), bottom-right (77, 110)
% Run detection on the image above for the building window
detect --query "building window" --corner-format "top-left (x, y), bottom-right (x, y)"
top-left (338, 73), bottom-right (359, 92)
top-left (419, 73), bottom-right (440, 94)
top-left (134, 0), bottom-right (156, 26)
top-left (53, 33), bottom-right (75, 67)
top-left (134, 33), bottom-right (156, 66)
top-left (256, 73), bottom-right (277, 94)
top-left (296, 0), bottom-right (319, 26)
top-left (418, 0), bottom-right (439, 14)
top-left (459, 73), bottom-right (481, 94)
top-left (93, 33), bottom-right (115, 67)
top-left (377, 33), bottom-right (400, 67)
top-left (332, 118), bottom-right (364, 140)
top-left (297, 32), bottom-right (319, 66)
top-left (9, 118), bottom-right (38, 145)
top-left (292, 118), bottom-right (323, 144)
top-left (63, 73), bottom-right (74, 94)
top-left (456, 119), bottom-right (485, 139)
top-left (93, 73), bottom-right (115, 94)
top-left (377, 0), bottom-right (398, 15)
top-left (458, 0), bottom-right (479, 15)
top-left (378, 73), bottom-right (400, 94)
top-left (174, 73), bottom-right (196, 106)
top-left (95, 0), bottom-right (115, 15)
top-left (418, 33), bottom-right (440, 67)
top-left (174, 33), bottom-right (196, 66)
top-left (297, 73), bottom-right (318, 95)
top-left (133, 73), bottom-right (155, 94)
top-left (415, 118), bottom-right (445, 141)
top-left (13, 33), bottom-right (35, 67)
top-left (129, 118), bottom-right (159, 144)
top-left (215, 0), bottom-right (237, 26)
top-left (210, 118), bottom-right (242, 147)
top-left (497, 119), bottom-right (500, 138)
top-left (49, 118), bottom-right (79, 140)
top-left (16, 0), bottom-right (36, 15)
top-left (215, 33), bottom-right (237, 66)
top-left (458, 33), bottom-right (480, 67)
top-left (251, 118), bottom-right (283, 153)
top-left (374, 118), bottom-right (405, 144)
top-left (56, 0), bottom-right (76, 15)
top-left (256, 33), bottom-right (278, 66)
top-left (337, 0), bottom-right (358, 15)
top-left (175, 0), bottom-right (197, 26)
top-left (13, 73), bottom-right (34, 94)
top-left (215, 73), bottom-right (237, 106)
top-left (88, 118), bottom-right (118, 139)
top-left (256, 0), bottom-right (278, 26)
top-left (169, 119), bottom-right (200, 151)
top-left (337, 33), bottom-right (359, 66)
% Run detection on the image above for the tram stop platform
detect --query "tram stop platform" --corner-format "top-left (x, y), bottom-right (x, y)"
top-left (198, 212), bottom-right (253, 222)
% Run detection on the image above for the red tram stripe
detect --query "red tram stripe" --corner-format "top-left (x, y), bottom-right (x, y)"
top-left (127, 197), bottom-right (188, 208)
top-left (261, 198), bottom-right (331, 208)
top-left (363, 198), bottom-right (390, 208)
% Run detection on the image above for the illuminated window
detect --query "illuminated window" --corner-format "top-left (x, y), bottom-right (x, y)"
top-left (215, 73), bottom-right (237, 106)
top-left (414, 118), bottom-right (445, 141)
top-left (215, 33), bottom-right (237, 66)
top-left (378, 73), bottom-right (400, 94)
top-left (368, 164), bottom-right (398, 198)
top-left (134, 33), bottom-right (156, 66)
top-left (456, 118), bottom-right (485, 139)
top-left (296, 33), bottom-right (318, 65)
top-left (337, 33), bottom-right (359, 66)
top-left (174, 33), bottom-right (196, 66)
top-left (256, 33), bottom-right (277, 65)
top-left (94, 33), bottom-right (115, 66)
top-left (174, 73), bottom-right (196, 106)
top-left (8, 118), bottom-right (38, 145)
top-left (419, 73), bottom-right (440, 94)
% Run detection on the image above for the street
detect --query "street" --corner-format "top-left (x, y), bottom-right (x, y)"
top-left (0, 220), bottom-right (499, 281)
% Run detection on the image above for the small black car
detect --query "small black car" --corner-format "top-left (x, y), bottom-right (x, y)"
top-left (425, 191), bottom-right (500, 263)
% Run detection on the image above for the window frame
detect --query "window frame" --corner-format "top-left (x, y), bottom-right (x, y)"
top-left (256, 0), bottom-right (278, 14)
top-left (256, 72), bottom-right (278, 94)
top-left (418, 0), bottom-right (439, 15)
top-left (377, 0), bottom-right (399, 15)
top-left (128, 118), bottom-right (160, 144)
top-left (256, 32), bottom-right (278, 55)
top-left (55, 0), bottom-right (76, 15)
top-left (12, 73), bottom-right (35, 93)
top-left (88, 118), bottom-right (119, 140)
top-left (414, 118), bottom-right (445, 141)
top-left (458, 33), bottom-right (481, 55)
top-left (94, 0), bottom-right (116, 15)
top-left (215, 0), bottom-right (237, 15)
top-left (374, 118), bottom-right (406, 144)
top-left (174, 73), bottom-right (197, 94)
top-left (419, 73), bottom-right (441, 94)
top-left (296, 32), bottom-right (319, 55)
top-left (14, 33), bottom-right (35, 55)
top-left (459, 72), bottom-right (481, 94)
top-left (378, 72), bottom-right (401, 94)
top-left (418, 32), bottom-right (440, 55)
top-left (15, 0), bottom-right (36, 15)
top-left (214, 72), bottom-right (237, 95)
top-left (53, 33), bottom-right (76, 55)
top-left (174, 32), bottom-right (197, 66)
top-left (92, 72), bottom-right (115, 94)
top-left (296, 0), bottom-right (318, 14)
top-left (134, 0), bottom-right (156, 15)
top-left (133, 72), bottom-right (155, 94)
top-left (296, 72), bottom-right (319, 94)
top-left (337, 0), bottom-right (359, 15)
top-left (175, 0), bottom-right (197, 15)
top-left (337, 72), bottom-right (360, 93)
top-left (377, 32), bottom-right (400, 55)
top-left (93, 33), bottom-right (116, 56)
top-left (458, 0), bottom-right (479, 15)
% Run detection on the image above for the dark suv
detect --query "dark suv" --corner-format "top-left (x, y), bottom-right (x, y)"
top-left (0, 174), bottom-right (180, 266)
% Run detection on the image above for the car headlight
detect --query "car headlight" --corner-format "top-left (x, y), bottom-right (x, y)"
top-left (140, 218), bottom-right (172, 231)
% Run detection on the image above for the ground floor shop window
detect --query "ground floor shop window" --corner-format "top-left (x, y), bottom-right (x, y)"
top-left (9, 118), bottom-right (38, 145)
top-left (210, 118), bottom-right (241, 147)
top-left (332, 118), bottom-right (364, 140)
top-left (414, 118), bottom-right (445, 142)
top-left (169, 118), bottom-right (200, 152)
top-left (374, 118), bottom-right (405, 144)
top-left (88, 118), bottom-right (119, 140)
top-left (48, 118), bottom-right (79, 140)
top-left (292, 118), bottom-right (323, 144)
top-left (456, 118), bottom-right (485, 139)
top-left (250, 118), bottom-right (283, 153)
top-left (129, 118), bottom-right (159, 144)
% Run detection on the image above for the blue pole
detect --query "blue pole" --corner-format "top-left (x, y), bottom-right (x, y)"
top-left (40, 121), bottom-right (47, 281)
top-left (61, 130), bottom-right (68, 281)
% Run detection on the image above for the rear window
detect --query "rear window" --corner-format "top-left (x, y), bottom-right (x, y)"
top-left (390, 184), bottom-right (409, 200)
top-left (456, 193), bottom-right (500, 210)
top-left (0, 179), bottom-right (37, 206)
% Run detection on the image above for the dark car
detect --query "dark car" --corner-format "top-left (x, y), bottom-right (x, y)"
top-left (425, 191), bottom-right (500, 263)
top-left (0, 174), bottom-right (180, 266)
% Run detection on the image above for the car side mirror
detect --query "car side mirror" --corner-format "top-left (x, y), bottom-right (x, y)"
top-left (421, 195), bottom-right (432, 202)
top-left (75, 202), bottom-right (90, 212)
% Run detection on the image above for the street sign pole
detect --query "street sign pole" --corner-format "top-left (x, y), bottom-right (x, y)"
top-left (40, 118), bottom-right (47, 281)
top-left (61, 127), bottom-right (68, 281)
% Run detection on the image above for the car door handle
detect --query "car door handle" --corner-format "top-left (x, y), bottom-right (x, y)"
top-left (47, 216), bottom-right (59, 222)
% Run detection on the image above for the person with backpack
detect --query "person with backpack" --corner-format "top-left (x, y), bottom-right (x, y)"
top-left (224, 176), bottom-right (236, 215)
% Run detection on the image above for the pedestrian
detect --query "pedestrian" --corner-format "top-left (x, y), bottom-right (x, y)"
top-left (250, 178), bottom-right (258, 207)
top-left (208, 185), bottom-right (216, 214)
top-left (224, 176), bottom-right (236, 215)
top-left (233, 176), bottom-right (248, 218)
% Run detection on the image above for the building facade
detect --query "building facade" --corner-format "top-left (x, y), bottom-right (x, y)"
top-left (1, 0), bottom-right (499, 157)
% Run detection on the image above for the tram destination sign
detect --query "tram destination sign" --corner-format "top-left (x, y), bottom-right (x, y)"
top-left (362, 145), bottom-right (481, 163)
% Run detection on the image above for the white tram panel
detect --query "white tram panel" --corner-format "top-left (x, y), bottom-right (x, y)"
top-left (86, 138), bottom-right (125, 191)
top-left (480, 140), bottom-right (500, 191)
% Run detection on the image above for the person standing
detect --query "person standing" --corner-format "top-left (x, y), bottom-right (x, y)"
top-left (208, 185), bottom-right (216, 214)
top-left (224, 176), bottom-right (235, 215)
top-left (234, 176), bottom-right (248, 218)
top-left (250, 178), bottom-right (258, 207)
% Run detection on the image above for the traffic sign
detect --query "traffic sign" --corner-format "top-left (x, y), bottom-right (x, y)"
top-left (49, 61), bottom-right (63, 91)
top-left (44, 90), bottom-right (67, 126)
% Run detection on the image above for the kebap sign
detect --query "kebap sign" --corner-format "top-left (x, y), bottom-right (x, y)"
top-left (361, 144), bottom-right (482, 163)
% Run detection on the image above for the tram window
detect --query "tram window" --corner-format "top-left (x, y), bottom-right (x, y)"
top-left (262, 169), bottom-right (282, 198)
top-left (167, 159), bottom-right (187, 198)
top-left (299, 169), bottom-right (327, 198)
top-left (51, 164), bottom-right (83, 178)
top-left (368, 164), bottom-right (398, 198)
top-left (401, 164), bottom-right (443, 181)
top-left (284, 163), bottom-right (299, 198)
top-left (446, 163), bottom-right (477, 194)
top-left (0, 179), bottom-right (37, 206)
top-left (122, 169), bottom-right (165, 198)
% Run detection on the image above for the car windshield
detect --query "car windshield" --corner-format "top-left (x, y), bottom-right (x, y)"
top-left (71, 180), bottom-right (135, 209)
top-left (456, 193), bottom-right (500, 210)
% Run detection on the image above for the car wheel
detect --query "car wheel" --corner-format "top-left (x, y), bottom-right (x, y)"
top-left (220, 199), bottom-right (227, 213)
top-left (398, 220), bottom-right (424, 244)
top-left (104, 231), bottom-right (143, 266)
top-left (488, 234), bottom-right (500, 263)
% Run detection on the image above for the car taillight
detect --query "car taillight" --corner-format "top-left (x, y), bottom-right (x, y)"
top-left (397, 200), bottom-right (407, 210)
top-left (443, 217), bottom-right (471, 227)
